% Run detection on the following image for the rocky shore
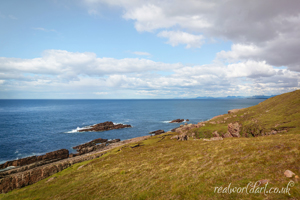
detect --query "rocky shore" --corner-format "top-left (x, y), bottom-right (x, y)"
top-left (0, 135), bottom-right (149, 194)
top-left (0, 121), bottom-right (133, 194)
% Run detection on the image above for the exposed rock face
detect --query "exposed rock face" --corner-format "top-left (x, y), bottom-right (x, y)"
top-left (0, 149), bottom-right (69, 170)
top-left (73, 138), bottom-right (108, 150)
top-left (222, 132), bottom-right (233, 138)
top-left (0, 152), bottom-right (106, 194)
top-left (170, 119), bottom-right (184, 123)
top-left (78, 121), bottom-right (131, 132)
top-left (212, 131), bottom-right (220, 137)
top-left (149, 130), bottom-right (165, 135)
top-left (228, 122), bottom-right (241, 137)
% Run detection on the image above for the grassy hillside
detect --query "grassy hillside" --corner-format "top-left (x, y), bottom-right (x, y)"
top-left (188, 90), bottom-right (300, 138)
top-left (1, 90), bottom-right (300, 200)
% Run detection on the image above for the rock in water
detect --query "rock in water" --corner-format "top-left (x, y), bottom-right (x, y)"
top-left (78, 121), bottom-right (131, 132)
top-left (170, 119), bottom-right (184, 123)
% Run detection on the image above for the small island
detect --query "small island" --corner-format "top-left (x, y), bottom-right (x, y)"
top-left (78, 121), bottom-right (131, 132)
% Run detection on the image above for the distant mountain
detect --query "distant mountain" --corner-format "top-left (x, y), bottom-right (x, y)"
top-left (195, 95), bottom-right (277, 99)
top-left (247, 95), bottom-right (276, 99)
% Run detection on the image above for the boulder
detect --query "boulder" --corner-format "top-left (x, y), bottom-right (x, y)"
top-left (284, 170), bottom-right (295, 178)
top-left (186, 119), bottom-right (189, 121)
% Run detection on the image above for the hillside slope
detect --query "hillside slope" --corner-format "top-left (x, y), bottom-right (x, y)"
top-left (1, 90), bottom-right (300, 200)
top-left (185, 90), bottom-right (300, 138)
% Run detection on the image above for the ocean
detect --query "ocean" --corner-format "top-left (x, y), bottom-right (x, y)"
top-left (0, 99), bottom-right (265, 164)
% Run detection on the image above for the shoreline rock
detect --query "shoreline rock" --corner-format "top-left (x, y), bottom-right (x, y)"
top-left (0, 135), bottom-right (150, 194)
top-left (149, 130), bottom-right (165, 135)
top-left (0, 149), bottom-right (69, 170)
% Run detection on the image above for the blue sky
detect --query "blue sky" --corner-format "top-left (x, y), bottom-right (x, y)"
top-left (0, 0), bottom-right (299, 99)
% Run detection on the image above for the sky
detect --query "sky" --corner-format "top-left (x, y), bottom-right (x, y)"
top-left (0, 0), bottom-right (299, 99)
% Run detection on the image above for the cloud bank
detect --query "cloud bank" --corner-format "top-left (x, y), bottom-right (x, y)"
top-left (0, 50), bottom-right (298, 98)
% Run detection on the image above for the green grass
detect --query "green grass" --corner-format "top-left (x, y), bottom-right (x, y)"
top-left (188, 90), bottom-right (300, 138)
top-left (1, 133), bottom-right (300, 200)
top-left (1, 90), bottom-right (300, 199)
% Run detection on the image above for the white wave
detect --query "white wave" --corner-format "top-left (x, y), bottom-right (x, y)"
top-left (65, 126), bottom-right (88, 133)
top-left (163, 120), bottom-right (187, 123)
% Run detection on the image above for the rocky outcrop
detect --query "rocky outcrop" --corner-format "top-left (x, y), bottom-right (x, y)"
top-left (0, 149), bottom-right (69, 170)
top-left (107, 139), bottom-right (121, 144)
top-left (170, 119), bottom-right (185, 123)
top-left (149, 130), bottom-right (165, 135)
top-left (78, 121), bottom-right (131, 132)
top-left (0, 135), bottom-right (149, 194)
top-left (228, 122), bottom-right (241, 137)
top-left (0, 151), bottom-right (106, 194)
top-left (212, 131), bottom-right (220, 137)
top-left (170, 133), bottom-right (188, 141)
top-left (78, 143), bottom-right (106, 155)
top-left (73, 138), bottom-right (108, 150)
top-left (222, 132), bottom-right (233, 138)
top-left (73, 138), bottom-right (121, 155)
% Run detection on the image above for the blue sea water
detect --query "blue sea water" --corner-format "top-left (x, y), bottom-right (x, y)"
top-left (0, 99), bottom-right (265, 164)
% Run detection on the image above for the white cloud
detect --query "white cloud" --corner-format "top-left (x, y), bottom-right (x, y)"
top-left (157, 31), bottom-right (204, 48)
top-left (1, 49), bottom-right (299, 98)
top-left (0, 49), bottom-right (182, 79)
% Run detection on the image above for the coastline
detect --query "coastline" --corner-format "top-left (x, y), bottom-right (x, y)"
top-left (0, 135), bottom-right (151, 193)
top-left (0, 106), bottom-right (249, 193)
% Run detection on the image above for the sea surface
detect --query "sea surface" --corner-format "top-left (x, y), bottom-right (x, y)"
top-left (0, 99), bottom-right (265, 164)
